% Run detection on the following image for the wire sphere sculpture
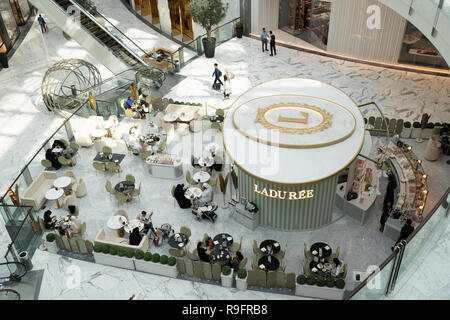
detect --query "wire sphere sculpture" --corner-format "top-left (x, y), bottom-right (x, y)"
top-left (41, 59), bottom-right (102, 112)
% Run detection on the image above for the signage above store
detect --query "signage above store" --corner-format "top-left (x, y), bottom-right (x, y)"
top-left (254, 184), bottom-right (314, 200)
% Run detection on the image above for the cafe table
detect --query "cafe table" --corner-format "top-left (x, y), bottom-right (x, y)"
top-left (213, 233), bottom-right (233, 249)
top-left (309, 260), bottom-right (333, 277)
top-left (114, 181), bottom-right (135, 194)
top-left (53, 176), bottom-right (72, 196)
top-left (184, 187), bottom-right (202, 200)
top-left (107, 215), bottom-right (127, 230)
top-left (92, 129), bottom-right (107, 139)
top-left (178, 113), bottom-right (194, 122)
top-left (123, 219), bottom-right (144, 233)
top-left (198, 156), bottom-right (215, 168)
top-left (45, 188), bottom-right (64, 209)
top-left (193, 171), bottom-right (210, 184)
top-left (163, 113), bottom-right (179, 122)
top-left (210, 248), bottom-right (231, 265)
top-left (168, 233), bottom-right (189, 248)
top-left (259, 239), bottom-right (281, 255)
top-left (310, 242), bottom-right (332, 262)
top-left (94, 152), bottom-right (126, 164)
top-left (258, 255), bottom-right (280, 271)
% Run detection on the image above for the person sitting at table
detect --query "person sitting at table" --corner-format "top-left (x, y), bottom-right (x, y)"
top-left (140, 142), bottom-right (151, 154)
top-left (129, 124), bottom-right (142, 137)
top-left (125, 96), bottom-right (136, 110)
top-left (67, 216), bottom-right (82, 237)
top-left (211, 152), bottom-right (223, 171)
top-left (129, 227), bottom-right (142, 246)
top-left (204, 237), bottom-right (214, 253)
top-left (150, 136), bottom-right (161, 154)
top-left (331, 257), bottom-right (344, 277)
top-left (174, 184), bottom-right (191, 209)
top-left (43, 210), bottom-right (56, 229)
top-left (52, 140), bottom-right (66, 150)
top-left (226, 251), bottom-right (244, 272)
top-left (125, 133), bottom-right (141, 155)
top-left (137, 211), bottom-right (155, 235)
top-left (45, 148), bottom-right (61, 170)
top-left (197, 183), bottom-right (213, 207)
top-left (197, 242), bottom-right (210, 262)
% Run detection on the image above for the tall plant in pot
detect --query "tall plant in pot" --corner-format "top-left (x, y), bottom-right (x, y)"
top-left (189, 0), bottom-right (229, 58)
top-left (416, 113), bottom-right (431, 143)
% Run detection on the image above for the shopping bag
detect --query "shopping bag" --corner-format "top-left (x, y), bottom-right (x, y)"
top-left (45, 25), bottom-right (49, 32)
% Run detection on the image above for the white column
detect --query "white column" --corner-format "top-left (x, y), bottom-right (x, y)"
top-left (158, 0), bottom-right (172, 37)
top-left (250, 0), bottom-right (279, 34)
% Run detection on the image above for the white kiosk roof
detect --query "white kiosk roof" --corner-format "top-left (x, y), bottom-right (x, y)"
top-left (223, 78), bottom-right (366, 185)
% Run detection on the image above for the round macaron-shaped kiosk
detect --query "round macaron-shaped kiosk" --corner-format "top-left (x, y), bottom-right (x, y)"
top-left (223, 78), bottom-right (366, 231)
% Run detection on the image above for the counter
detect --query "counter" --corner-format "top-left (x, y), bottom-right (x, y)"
top-left (146, 154), bottom-right (183, 179)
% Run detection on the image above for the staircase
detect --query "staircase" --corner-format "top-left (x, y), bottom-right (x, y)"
top-left (30, 0), bottom-right (156, 74)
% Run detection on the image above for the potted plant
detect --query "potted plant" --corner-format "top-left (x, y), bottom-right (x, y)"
top-left (422, 122), bottom-right (434, 139)
top-left (221, 265), bottom-right (234, 287)
top-left (219, 172), bottom-right (230, 209)
top-left (93, 244), bottom-right (135, 270)
top-left (45, 233), bottom-right (58, 253)
top-left (235, 21), bottom-right (243, 38)
top-left (0, 52), bottom-right (9, 68)
top-left (401, 121), bottom-right (412, 138)
top-left (416, 113), bottom-right (431, 143)
top-left (189, 0), bottom-right (229, 58)
top-left (236, 269), bottom-right (247, 290)
top-left (411, 121), bottom-right (421, 139)
top-left (134, 252), bottom-right (178, 278)
top-left (295, 274), bottom-right (346, 300)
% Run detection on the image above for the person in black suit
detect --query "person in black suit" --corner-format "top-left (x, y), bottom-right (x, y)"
top-left (379, 200), bottom-right (392, 232)
top-left (197, 242), bottom-right (210, 262)
top-left (385, 174), bottom-right (397, 204)
top-left (174, 184), bottom-right (191, 209)
top-left (129, 227), bottom-right (142, 246)
top-left (43, 210), bottom-right (55, 229)
top-left (392, 219), bottom-right (414, 250)
top-left (226, 251), bottom-right (244, 272)
top-left (269, 31), bottom-right (276, 56)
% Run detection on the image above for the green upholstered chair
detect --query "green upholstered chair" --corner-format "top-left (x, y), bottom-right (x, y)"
top-left (274, 244), bottom-right (287, 260)
top-left (185, 171), bottom-right (198, 185)
top-left (38, 216), bottom-right (53, 233)
top-left (216, 109), bottom-right (225, 117)
top-left (141, 151), bottom-right (152, 159)
top-left (41, 159), bottom-right (52, 169)
top-left (106, 162), bottom-right (120, 173)
top-left (102, 146), bottom-right (112, 154)
top-left (93, 162), bottom-right (106, 175)
top-left (341, 264), bottom-right (348, 279)
top-left (72, 222), bottom-right (86, 238)
top-left (239, 257), bottom-right (248, 270)
top-left (70, 141), bottom-right (79, 152)
top-left (176, 257), bottom-right (186, 274)
top-left (169, 248), bottom-right (185, 257)
top-left (302, 259), bottom-right (312, 276)
top-left (105, 180), bottom-right (116, 198)
top-left (202, 233), bottom-right (209, 245)
top-left (327, 246), bottom-right (340, 262)
top-left (125, 174), bottom-right (135, 183)
top-left (228, 236), bottom-right (242, 252)
top-left (157, 140), bottom-right (166, 153)
top-left (58, 156), bottom-right (75, 167)
top-left (208, 176), bottom-right (218, 188)
top-left (252, 240), bottom-right (264, 258)
top-left (59, 138), bottom-right (69, 148)
top-left (180, 226), bottom-right (191, 238)
top-left (304, 243), bottom-right (314, 261)
top-left (115, 192), bottom-right (130, 205)
top-left (278, 258), bottom-right (287, 272)
top-left (211, 122), bottom-right (221, 131)
top-left (251, 257), bottom-right (258, 270)
top-left (130, 182), bottom-right (141, 199)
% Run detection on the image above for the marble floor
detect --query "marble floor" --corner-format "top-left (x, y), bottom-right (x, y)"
top-left (0, 12), bottom-right (449, 299)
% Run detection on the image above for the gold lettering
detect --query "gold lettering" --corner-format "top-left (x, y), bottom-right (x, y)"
top-left (278, 191), bottom-right (287, 199)
top-left (278, 111), bottom-right (309, 124)
top-left (261, 188), bottom-right (269, 197)
top-left (254, 184), bottom-right (259, 193)
top-left (269, 189), bottom-right (278, 198)
top-left (289, 192), bottom-right (298, 200)
top-left (307, 189), bottom-right (314, 198)
top-left (299, 190), bottom-right (306, 199)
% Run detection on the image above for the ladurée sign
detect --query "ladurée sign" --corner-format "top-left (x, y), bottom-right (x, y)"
top-left (254, 184), bottom-right (314, 200)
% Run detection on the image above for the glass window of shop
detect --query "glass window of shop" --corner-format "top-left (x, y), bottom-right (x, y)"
top-left (10, 0), bottom-right (31, 25)
top-left (0, 0), bottom-right (20, 48)
top-left (278, 0), bottom-right (331, 50)
top-left (398, 21), bottom-right (449, 70)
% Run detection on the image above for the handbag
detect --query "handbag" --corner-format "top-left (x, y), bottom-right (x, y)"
top-left (45, 25), bottom-right (49, 32)
top-left (230, 72), bottom-right (235, 79)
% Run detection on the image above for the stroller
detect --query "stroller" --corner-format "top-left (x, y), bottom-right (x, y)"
top-left (147, 223), bottom-right (174, 247)
top-left (192, 203), bottom-right (218, 223)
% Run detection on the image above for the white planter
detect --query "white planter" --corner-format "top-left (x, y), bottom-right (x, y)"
top-left (295, 283), bottom-right (345, 300)
top-left (134, 259), bottom-right (178, 278)
top-left (422, 128), bottom-right (433, 139)
top-left (93, 252), bottom-right (135, 270)
top-left (401, 127), bottom-right (412, 139)
top-left (236, 275), bottom-right (247, 290)
top-left (221, 270), bottom-right (234, 288)
top-left (411, 127), bottom-right (421, 138)
top-left (45, 241), bottom-right (58, 254)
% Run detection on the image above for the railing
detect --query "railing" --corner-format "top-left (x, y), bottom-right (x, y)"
top-left (345, 186), bottom-right (450, 299)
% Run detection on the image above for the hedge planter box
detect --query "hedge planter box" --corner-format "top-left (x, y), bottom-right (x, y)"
top-left (236, 275), bottom-right (247, 290)
top-left (221, 270), bottom-right (234, 288)
top-left (411, 127), bottom-right (421, 139)
top-left (93, 252), bottom-right (135, 270)
top-left (45, 241), bottom-right (58, 254)
top-left (295, 283), bottom-right (345, 300)
top-left (422, 128), bottom-right (433, 139)
top-left (134, 259), bottom-right (178, 278)
top-left (401, 127), bottom-right (412, 139)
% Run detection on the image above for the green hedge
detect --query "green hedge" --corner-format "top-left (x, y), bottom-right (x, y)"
top-left (152, 253), bottom-right (161, 263)
top-left (335, 279), bottom-right (345, 289)
top-left (46, 233), bottom-right (56, 242)
top-left (413, 121), bottom-right (421, 128)
top-left (316, 276), bottom-right (326, 287)
top-left (135, 250), bottom-right (145, 260)
top-left (94, 243), bottom-right (103, 253)
top-left (237, 269), bottom-right (247, 279)
top-left (298, 275), bottom-right (345, 289)
top-left (306, 275), bottom-right (316, 286)
top-left (125, 248), bottom-right (135, 258)
top-left (222, 265), bottom-right (232, 276)
top-left (102, 244), bottom-right (111, 254)
top-left (296, 275), bottom-right (306, 285)
top-left (144, 252), bottom-right (153, 261)
top-left (109, 246), bottom-right (118, 256)
top-left (326, 278), bottom-right (335, 288)
top-left (404, 121), bottom-right (411, 128)
top-left (160, 255), bottom-right (169, 265)
top-left (168, 257), bottom-right (176, 266)
top-left (117, 247), bottom-right (126, 257)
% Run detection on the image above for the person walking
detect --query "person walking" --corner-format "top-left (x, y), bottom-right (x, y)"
top-left (223, 74), bottom-right (231, 100)
top-left (38, 14), bottom-right (47, 33)
top-left (269, 31), bottom-right (277, 56)
top-left (392, 219), bottom-right (414, 250)
top-left (224, 67), bottom-right (234, 94)
top-left (212, 63), bottom-right (223, 89)
top-left (261, 28), bottom-right (268, 52)
top-left (379, 199), bottom-right (392, 232)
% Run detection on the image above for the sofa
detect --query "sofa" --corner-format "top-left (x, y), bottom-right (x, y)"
top-left (21, 171), bottom-right (57, 211)
top-left (94, 228), bottom-right (149, 252)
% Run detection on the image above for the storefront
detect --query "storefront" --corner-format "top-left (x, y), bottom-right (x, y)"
top-left (0, 0), bottom-right (32, 53)
top-left (223, 78), bottom-right (367, 231)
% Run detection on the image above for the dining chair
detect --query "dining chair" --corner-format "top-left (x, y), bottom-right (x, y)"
top-left (202, 233), bottom-right (209, 245)
top-left (70, 142), bottom-right (79, 158)
top-left (171, 185), bottom-right (176, 207)
top-left (239, 257), bottom-right (248, 270)
top-left (251, 256), bottom-right (258, 270)
top-left (93, 162), bottom-right (106, 175)
top-left (38, 217), bottom-right (53, 233)
top-left (216, 109), bottom-right (225, 117)
top-left (180, 226), bottom-right (191, 238)
top-left (72, 222), bottom-right (86, 238)
top-left (130, 182), bottom-right (141, 200)
top-left (211, 122), bottom-right (221, 131)
top-left (157, 140), bottom-right (167, 153)
top-left (228, 236), bottom-right (242, 252)
top-left (185, 171), bottom-right (197, 185)
top-left (304, 243), bottom-right (314, 261)
top-left (125, 174), bottom-right (135, 183)
top-left (341, 264), bottom-right (348, 279)
top-left (252, 240), bottom-right (264, 258)
top-left (75, 179), bottom-right (87, 198)
top-left (302, 259), bottom-right (312, 277)
top-left (59, 138), bottom-right (69, 148)
top-left (114, 209), bottom-right (128, 219)
top-left (176, 257), bottom-right (186, 274)
top-left (141, 151), bottom-right (152, 160)
top-left (106, 162), bottom-right (120, 174)
top-left (169, 248), bottom-right (185, 257)
top-left (274, 244), bottom-right (287, 260)
top-left (102, 146), bottom-right (112, 154)
top-left (58, 156), bottom-right (75, 167)
top-left (41, 159), bottom-right (52, 170)
top-left (278, 259), bottom-right (287, 272)
top-left (68, 205), bottom-right (79, 217)
top-left (105, 180), bottom-right (116, 198)
top-left (208, 176), bottom-right (218, 188)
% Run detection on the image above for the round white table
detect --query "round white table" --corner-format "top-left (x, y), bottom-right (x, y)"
top-left (92, 129), bottom-right (107, 139)
top-left (184, 187), bottom-right (202, 200)
top-left (124, 219), bottom-right (144, 233)
top-left (103, 121), bottom-right (114, 137)
top-left (179, 113), bottom-right (194, 122)
top-left (45, 188), bottom-right (64, 209)
top-left (54, 176), bottom-right (72, 196)
top-left (193, 171), bottom-right (210, 183)
top-left (163, 113), bottom-right (179, 122)
top-left (204, 143), bottom-right (221, 155)
top-left (198, 156), bottom-right (215, 168)
top-left (107, 215), bottom-right (127, 230)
